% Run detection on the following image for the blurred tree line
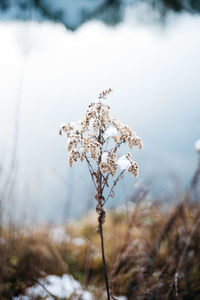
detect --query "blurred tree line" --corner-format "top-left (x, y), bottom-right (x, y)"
top-left (0, 0), bottom-right (200, 31)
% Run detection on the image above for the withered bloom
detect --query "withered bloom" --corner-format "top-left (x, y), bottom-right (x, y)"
top-left (59, 89), bottom-right (143, 299)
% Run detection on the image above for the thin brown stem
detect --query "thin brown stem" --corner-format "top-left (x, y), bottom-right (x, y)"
top-left (84, 153), bottom-right (97, 189)
top-left (99, 212), bottom-right (111, 300)
top-left (104, 171), bottom-right (125, 206)
top-left (96, 121), bottom-right (111, 299)
top-left (113, 141), bottom-right (123, 153)
top-left (35, 279), bottom-right (57, 299)
top-left (102, 174), bottom-right (109, 192)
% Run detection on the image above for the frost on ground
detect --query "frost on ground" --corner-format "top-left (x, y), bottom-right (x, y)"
top-left (13, 274), bottom-right (93, 300)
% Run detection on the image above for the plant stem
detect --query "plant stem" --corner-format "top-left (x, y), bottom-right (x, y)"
top-left (99, 215), bottom-right (111, 300)
top-left (97, 118), bottom-right (110, 299)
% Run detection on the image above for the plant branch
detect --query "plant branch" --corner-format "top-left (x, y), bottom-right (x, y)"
top-left (83, 153), bottom-right (97, 189)
top-left (35, 279), bottom-right (57, 299)
top-left (113, 141), bottom-right (123, 153)
top-left (96, 120), bottom-right (111, 299)
top-left (102, 174), bottom-right (109, 193)
top-left (104, 171), bottom-right (125, 206)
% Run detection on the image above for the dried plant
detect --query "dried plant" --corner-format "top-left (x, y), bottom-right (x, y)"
top-left (59, 89), bottom-right (143, 299)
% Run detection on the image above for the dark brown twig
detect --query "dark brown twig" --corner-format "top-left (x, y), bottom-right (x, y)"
top-left (104, 171), bottom-right (125, 206)
top-left (99, 210), bottom-right (111, 300)
top-left (35, 279), bottom-right (57, 299)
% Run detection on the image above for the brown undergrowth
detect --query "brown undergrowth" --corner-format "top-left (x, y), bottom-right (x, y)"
top-left (0, 198), bottom-right (200, 299)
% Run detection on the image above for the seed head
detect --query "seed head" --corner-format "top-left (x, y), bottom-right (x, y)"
top-left (59, 90), bottom-right (143, 178)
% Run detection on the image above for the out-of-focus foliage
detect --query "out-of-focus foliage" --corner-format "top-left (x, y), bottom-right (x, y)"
top-left (0, 197), bottom-right (200, 299)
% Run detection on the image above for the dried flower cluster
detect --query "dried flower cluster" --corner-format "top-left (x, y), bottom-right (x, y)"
top-left (99, 152), bottom-right (117, 176)
top-left (59, 89), bottom-right (143, 181)
top-left (60, 89), bottom-right (143, 299)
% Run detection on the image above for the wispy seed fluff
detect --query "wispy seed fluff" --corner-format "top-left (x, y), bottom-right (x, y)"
top-left (59, 89), bottom-right (143, 178)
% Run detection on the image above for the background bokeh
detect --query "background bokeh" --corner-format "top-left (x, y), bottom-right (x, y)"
top-left (0, 0), bottom-right (200, 223)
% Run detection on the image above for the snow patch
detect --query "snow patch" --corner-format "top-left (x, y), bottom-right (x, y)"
top-left (102, 152), bottom-right (109, 163)
top-left (72, 237), bottom-right (85, 246)
top-left (117, 155), bottom-right (131, 170)
top-left (104, 126), bottom-right (118, 139)
top-left (195, 139), bottom-right (200, 152)
top-left (13, 274), bottom-right (93, 300)
top-left (49, 226), bottom-right (70, 243)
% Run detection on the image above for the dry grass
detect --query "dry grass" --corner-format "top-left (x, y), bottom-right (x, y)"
top-left (0, 197), bottom-right (200, 299)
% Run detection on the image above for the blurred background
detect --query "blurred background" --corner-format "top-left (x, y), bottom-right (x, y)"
top-left (1, 2), bottom-right (200, 300)
top-left (0, 0), bottom-right (200, 224)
